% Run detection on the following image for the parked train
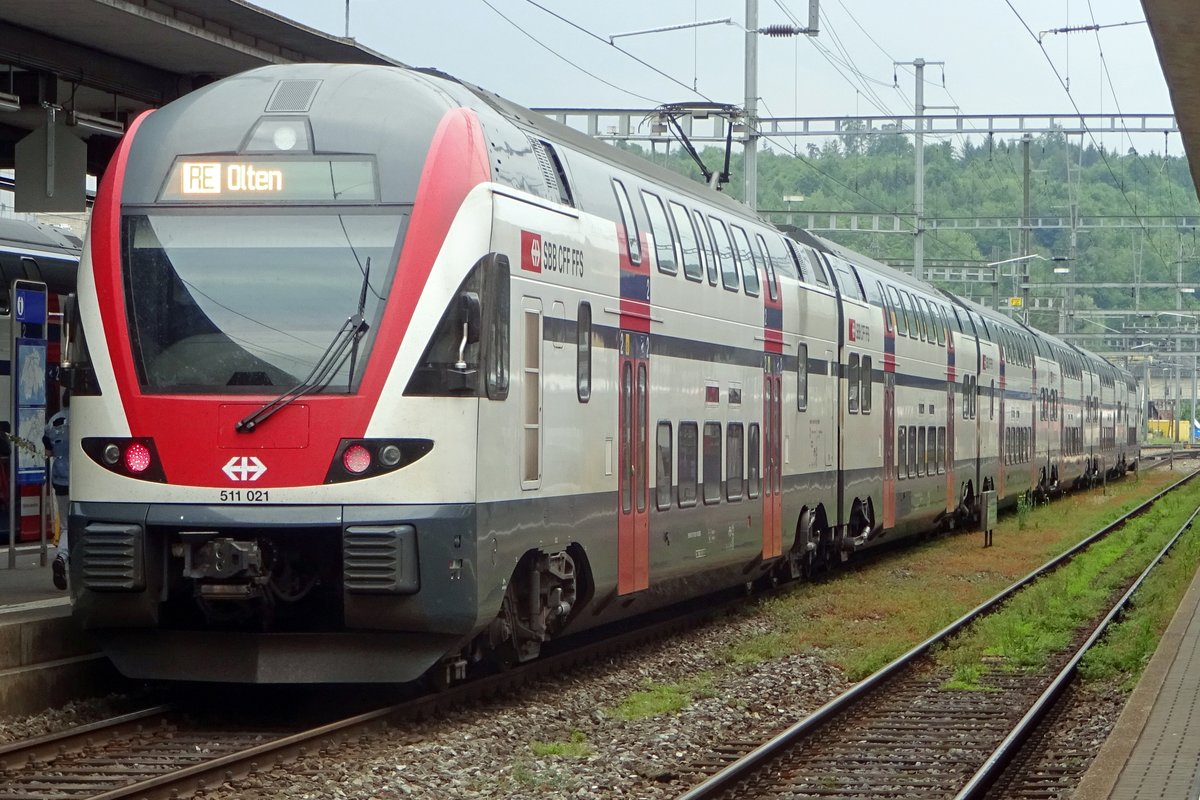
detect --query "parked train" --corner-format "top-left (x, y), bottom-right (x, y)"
top-left (63, 63), bottom-right (1141, 684)
top-left (0, 218), bottom-right (79, 543)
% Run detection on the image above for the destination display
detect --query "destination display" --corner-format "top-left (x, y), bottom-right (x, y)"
top-left (159, 157), bottom-right (378, 203)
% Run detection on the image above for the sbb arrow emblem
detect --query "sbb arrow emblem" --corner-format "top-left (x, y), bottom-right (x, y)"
top-left (222, 456), bottom-right (267, 482)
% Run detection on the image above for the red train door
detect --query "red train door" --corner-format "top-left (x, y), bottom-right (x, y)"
top-left (618, 332), bottom-right (649, 595)
top-left (762, 359), bottom-right (782, 559)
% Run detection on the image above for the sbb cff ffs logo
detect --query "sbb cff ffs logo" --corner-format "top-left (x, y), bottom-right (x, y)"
top-left (520, 230), bottom-right (585, 277)
top-left (521, 231), bottom-right (543, 272)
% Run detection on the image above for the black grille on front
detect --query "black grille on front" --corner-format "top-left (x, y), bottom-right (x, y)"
top-left (80, 523), bottom-right (145, 591)
top-left (343, 525), bottom-right (419, 595)
top-left (265, 79), bottom-right (321, 112)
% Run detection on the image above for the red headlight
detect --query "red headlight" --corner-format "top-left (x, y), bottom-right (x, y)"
top-left (342, 444), bottom-right (371, 474)
top-left (124, 442), bottom-right (152, 473)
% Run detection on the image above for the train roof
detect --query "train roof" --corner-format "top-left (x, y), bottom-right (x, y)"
top-left (425, 69), bottom-right (762, 222)
top-left (0, 218), bottom-right (82, 254)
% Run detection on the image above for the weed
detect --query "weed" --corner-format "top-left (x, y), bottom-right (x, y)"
top-left (530, 730), bottom-right (593, 758)
top-left (611, 674), bottom-right (716, 719)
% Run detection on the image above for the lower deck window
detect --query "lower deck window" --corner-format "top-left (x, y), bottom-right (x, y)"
top-left (703, 422), bottom-right (721, 504)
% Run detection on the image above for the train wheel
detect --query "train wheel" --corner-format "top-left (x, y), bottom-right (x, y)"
top-left (796, 511), bottom-right (818, 578)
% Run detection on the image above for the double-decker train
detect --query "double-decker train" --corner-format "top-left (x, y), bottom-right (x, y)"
top-left (64, 63), bottom-right (1141, 684)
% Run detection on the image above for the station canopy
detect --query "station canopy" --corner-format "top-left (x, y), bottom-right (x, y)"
top-left (1142, 0), bottom-right (1200, 198)
top-left (0, 0), bottom-right (402, 210)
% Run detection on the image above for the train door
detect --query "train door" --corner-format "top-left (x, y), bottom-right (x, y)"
top-left (825, 349), bottom-right (835, 467)
top-left (762, 357), bottom-right (782, 559)
top-left (944, 319), bottom-right (956, 519)
top-left (617, 331), bottom-right (649, 595)
top-left (881, 294), bottom-right (896, 530)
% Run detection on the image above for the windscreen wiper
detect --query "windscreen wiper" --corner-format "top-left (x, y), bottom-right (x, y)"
top-left (235, 258), bottom-right (372, 434)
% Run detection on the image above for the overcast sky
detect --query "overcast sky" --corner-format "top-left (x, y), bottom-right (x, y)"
top-left (251, 1), bottom-right (1175, 155)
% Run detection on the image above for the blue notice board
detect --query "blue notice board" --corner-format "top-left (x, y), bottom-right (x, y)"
top-left (13, 338), bottom-right (46, 485)
top-left (14, 288), bottom-right (46, 325)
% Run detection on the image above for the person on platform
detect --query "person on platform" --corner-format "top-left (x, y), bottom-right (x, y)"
top-left (43, 392), bottom-right (69, 590)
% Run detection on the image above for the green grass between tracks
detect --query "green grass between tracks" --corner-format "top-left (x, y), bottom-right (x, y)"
top-left (937, 480), bottom-right (1200, 689)
top-left (607, 469), bottom-right (1194, 717)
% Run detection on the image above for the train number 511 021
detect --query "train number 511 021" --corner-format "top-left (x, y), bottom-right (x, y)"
top-left (219, 489), bottom-right (270, 502)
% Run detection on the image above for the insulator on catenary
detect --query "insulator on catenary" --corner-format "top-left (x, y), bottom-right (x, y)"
top-left (759, 24), bottom-right (807, 37)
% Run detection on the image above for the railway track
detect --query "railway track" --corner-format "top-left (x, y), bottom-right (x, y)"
top-left (0, 580), bottom-right (733, 800)
top-left (676, 470), bottom-right (1199, 800)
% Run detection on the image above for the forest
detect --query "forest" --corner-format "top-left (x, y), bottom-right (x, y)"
top-left (618, 128), bottom-right (1200, 339)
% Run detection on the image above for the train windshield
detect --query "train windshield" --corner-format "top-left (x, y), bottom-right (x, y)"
top-left (122, 211), bottom-right (406, 393)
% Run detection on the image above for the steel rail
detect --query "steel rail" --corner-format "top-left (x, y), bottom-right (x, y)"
top-left (676, 468), bottom-right (1199, 800)
top-left (0, 579), bottom-right (728, 800)
top-left (0, 705), bottom-right (173, 767)
top-left (955, 504), bottom-right (1200, 797)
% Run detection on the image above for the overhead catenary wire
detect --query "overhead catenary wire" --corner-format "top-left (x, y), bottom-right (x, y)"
top-left (477, 0), bottom-right (664, 105)
top-left (1003, 0), bottom-right (1172, 272)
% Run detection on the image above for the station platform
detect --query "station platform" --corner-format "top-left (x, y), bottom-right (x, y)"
top-left (0, 542), bottom-right (69, 618)
top-left (0, 543), bottom-right (123, 717)
top-left (1076, 557), bottom-right (1200, 798)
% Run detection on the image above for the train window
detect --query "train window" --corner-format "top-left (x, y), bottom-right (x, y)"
top-left (656, 422), bottom-right (673, 511)
top-left (950, 305), bottom-right (967, 334)
top-left (916, 426), bottom-right (925, 476)
top-left (907, 427), bottom-right (917, 478)
top-left (694, 211), bottom-right (718, 285)
top-left (962, 376), bottom-right (971, 419)
top-left (485, 253), bottom-right (511, 401)
top-left (932, 302), bottom-right (946, 345)
top-left (808, 249), bottom-right (832, 287)
top-left (755, 234), bottom-right (778, 301)
top-left (917, 299), bottom-right (933, 342)
top-left (708, 218), bottom-right (740, 292)
top-left (748, 423), bottom-right (761, 499)
top-left (797, 343), bottom-right (809, 411)
top-left (971, 376), bottom-right (978, 419)
top-left (730, 225), bottom-right (761, 296)
top-left (1052, 389), bottom-right (1058, 420)
top-left (897, 428), bottom-right (906, 479)
top-left (937, 426), bottom-right (946, 474)
top-left (861, 356), bottom-right (873, 413)
top-left (847, 353), bottom-right (860, 413)
top-left (577, 301), bottom-right (591, 403)
top-left (611, 179), bottom-right (641, 265)
top-left (921, 298), bottom-right (936, 342)
top-left (898, 291), bottom-right (919, 339)
top-left (703, 421), bottom-right (722, 504)
top-left (879, 283), bottom-right (894, 334)
top-left (678, 422), bottom-right (699, 507)
top-left (989, 379), bottom-right (995, 420)
top-left (887, 287), bottom-right (908, 336)
top-left (763, 236), bottom-right (801, 283)
top-left (927, 427), bottom-right (936, 475)
top-left (727, 423), bottom-right (744, 501)
top-left (669, 201), bottom-right (704, 281)
top-left (641, 191), bottom-right (678, 275)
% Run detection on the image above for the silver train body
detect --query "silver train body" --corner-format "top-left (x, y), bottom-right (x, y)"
top-left (64, 63), bottom-right (1141, 683)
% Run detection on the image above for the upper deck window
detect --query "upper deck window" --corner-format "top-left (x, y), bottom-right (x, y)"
top-left (669, 201), bottom-right (704, 281)
top-left (612, 179), bottom-right (641, 265)
top-left (708, 218), bottom-right (740, 292)
top-left (641, 191), bottom-right (678, 274)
